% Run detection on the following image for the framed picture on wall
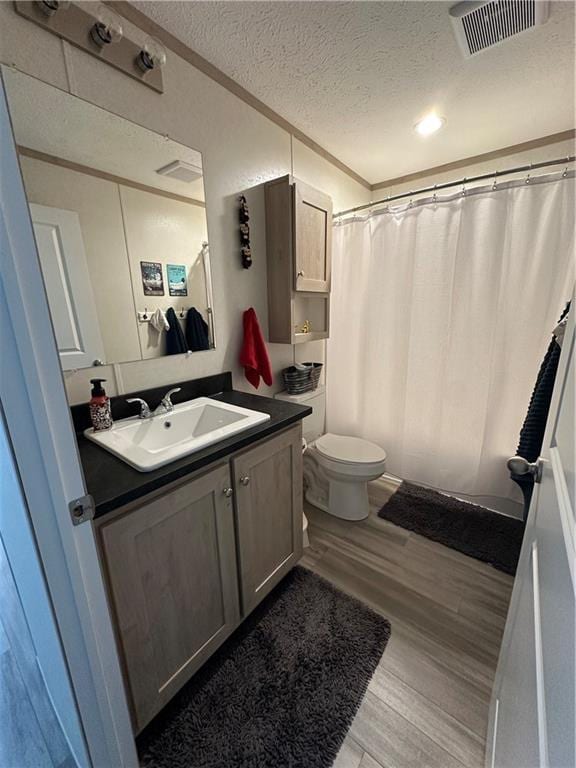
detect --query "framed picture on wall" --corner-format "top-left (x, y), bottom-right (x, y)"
top-left (140, 261), bottom-right (164, 296)
top-left (167, 264), bottom-right (188, 297)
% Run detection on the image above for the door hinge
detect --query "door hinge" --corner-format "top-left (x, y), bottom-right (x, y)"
top-left (68, 494), bottom-right (95, 525)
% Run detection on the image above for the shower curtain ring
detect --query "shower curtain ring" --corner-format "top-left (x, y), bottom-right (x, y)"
top-left (562, 167), bottom-right (569, 178)
top-left (461, 178), bottom-right (467, 196)
top-left (492, 172), bottom-right (498, 191)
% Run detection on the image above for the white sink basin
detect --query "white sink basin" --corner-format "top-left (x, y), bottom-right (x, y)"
top-left (84, 397), bottom-right (270, 472)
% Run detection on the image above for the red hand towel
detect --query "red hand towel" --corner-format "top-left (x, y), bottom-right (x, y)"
top-left (240, 308), bottom-right (273, 389)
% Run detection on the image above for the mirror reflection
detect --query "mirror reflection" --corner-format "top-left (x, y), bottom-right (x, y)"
top-left (4, 68), bottom-right (215, 371)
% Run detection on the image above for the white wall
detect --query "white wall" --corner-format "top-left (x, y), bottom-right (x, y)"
top-left (0, 3), bottom-right (370, 405)
top-left (20, 156), bottom-right (141, 364)
top-left (21, 156), bottom-right (211, 363)
top-left (119, 185), bottom-right (209, 360)
top-left (377, 139), bottom-right (575, 201)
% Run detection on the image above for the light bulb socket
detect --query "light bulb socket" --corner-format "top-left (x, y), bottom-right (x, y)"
top-left (36, 0), bottom-right (61, 16)
top-left (137, 49), bottom-right (155, 72)
top-left (90, 20), bottom-right (112, 46)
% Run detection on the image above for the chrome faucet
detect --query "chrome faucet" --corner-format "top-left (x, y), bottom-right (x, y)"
top-left (126, 397), bottom-right (152, 419)
top-left (154, 387), bottom-right (182, 416)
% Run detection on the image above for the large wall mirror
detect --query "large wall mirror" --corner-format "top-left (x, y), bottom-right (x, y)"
top-left (3, 67), bottom-right (215, 371)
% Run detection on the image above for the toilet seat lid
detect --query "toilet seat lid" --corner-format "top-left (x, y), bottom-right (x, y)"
top-left (315, 433), bottom-right (386, 464)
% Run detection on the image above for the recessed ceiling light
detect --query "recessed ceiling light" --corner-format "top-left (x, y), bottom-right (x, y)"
top-left (414, 113), bottom-right (446, 137)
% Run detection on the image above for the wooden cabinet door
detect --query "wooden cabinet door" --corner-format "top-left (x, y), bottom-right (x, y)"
top-left (233, 425), bottom-right (303, 615)
top-left (294, 180), bottom-right (332, 292)
top-left (100, 464), bottom-right (240, 732)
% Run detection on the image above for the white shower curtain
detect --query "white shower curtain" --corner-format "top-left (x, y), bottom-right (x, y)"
top-left (327, 174), bottom-right (575, 511)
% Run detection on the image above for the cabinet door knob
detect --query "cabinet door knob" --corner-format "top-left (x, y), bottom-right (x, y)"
top-left (297, 270), bottom-right (305, 277)
top-left (223, 487), bottom-right (234, 498)
top-left (240, 476), bottom-right (250, 486)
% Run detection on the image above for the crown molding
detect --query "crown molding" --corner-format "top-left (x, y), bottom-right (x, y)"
top-left (106, 1), bottom-right (372, 190)
top-left (371, 129), bottom-right (576, 192)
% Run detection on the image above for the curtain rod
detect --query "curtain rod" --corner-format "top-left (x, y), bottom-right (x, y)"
top-left (334, 155), bottom-right (576, 218)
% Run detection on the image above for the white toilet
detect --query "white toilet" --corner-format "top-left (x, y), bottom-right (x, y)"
top-left (275, 387), bottom-right (386, 521)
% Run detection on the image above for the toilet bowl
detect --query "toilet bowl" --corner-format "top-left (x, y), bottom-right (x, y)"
top-left (274, 387), bottom-right (387, 522)
top-left (305, 433), bottom-right (386, 520)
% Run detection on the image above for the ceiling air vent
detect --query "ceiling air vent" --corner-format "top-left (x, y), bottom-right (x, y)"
top-left (450, 1), bottom-right (550, 57)
top-left (156, 160), bottom-right (203, 183)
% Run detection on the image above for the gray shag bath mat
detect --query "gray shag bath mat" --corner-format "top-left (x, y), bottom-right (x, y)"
top-left (138, 565), bottom-right (391, 768)
top-left (378, 481), bottom-right (524, 575)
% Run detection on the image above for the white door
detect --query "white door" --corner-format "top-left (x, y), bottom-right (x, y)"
top-left (0, 407), bottom-right (89, 767)
top-left (1, 79), bottom-right (137, 767)
top-left (29, 203), bottom-right (104, 369)
top-left (487, 297), bottom-right (575, 768)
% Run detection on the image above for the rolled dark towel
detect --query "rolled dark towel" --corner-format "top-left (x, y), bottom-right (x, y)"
top-left (185, 307), bottom-right (210, 351)
top-left (165, 307), bottom-right (188, 355)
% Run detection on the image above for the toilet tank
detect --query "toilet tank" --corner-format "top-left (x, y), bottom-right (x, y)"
top-left (274, 386), bottom-right (325, 442)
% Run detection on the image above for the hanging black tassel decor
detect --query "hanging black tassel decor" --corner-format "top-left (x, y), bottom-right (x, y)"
top-left (238, 194), bottom-right (252, 269)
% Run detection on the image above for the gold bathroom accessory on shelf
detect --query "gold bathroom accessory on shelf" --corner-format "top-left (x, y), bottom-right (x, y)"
top-left (298, 320), bottom-right (312, 334)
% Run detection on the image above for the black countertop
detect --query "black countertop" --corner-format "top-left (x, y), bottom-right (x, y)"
top-left (77, 388), bottom-right (311, 519)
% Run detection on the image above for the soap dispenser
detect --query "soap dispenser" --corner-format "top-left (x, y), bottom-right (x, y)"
top-left (89, 378), bottom-right (113, 431)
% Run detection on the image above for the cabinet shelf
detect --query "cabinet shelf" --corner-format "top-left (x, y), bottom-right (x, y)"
top-left (294, 330), bottom-right (329, 344)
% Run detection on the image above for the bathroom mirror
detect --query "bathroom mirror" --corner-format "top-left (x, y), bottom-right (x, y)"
top-left (3, 67), bottom-right (215, 371)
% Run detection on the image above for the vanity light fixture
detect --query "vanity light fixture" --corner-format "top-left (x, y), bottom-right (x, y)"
top-left (15, 0), bottom-right (164, 93)
top-left (414, 113), bottom-right (446, 137)
top-left (90, 4), bottom-right (123, 47)
top-left (137, 36), bottom-right (167, 73)
top-left (35, 0), bottom-right (69, 16)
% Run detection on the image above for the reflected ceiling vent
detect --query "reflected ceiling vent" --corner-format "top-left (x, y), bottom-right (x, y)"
top-left (156, 160), bottom-right (202, 183)
top-left (450, 1), bottom-right (550, 57)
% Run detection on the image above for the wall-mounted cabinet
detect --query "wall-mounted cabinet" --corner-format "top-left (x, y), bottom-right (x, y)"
top-left (265, 176), bottom-right (332, 344)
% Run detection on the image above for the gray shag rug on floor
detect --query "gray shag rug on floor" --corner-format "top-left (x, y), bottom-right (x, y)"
top-left (138, 565), bottom-right (391, 768)
top-left (378, 481), bottom-right (525, 575)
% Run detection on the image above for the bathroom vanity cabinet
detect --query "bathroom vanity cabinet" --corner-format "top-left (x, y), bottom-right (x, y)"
top-left (265, 175), bottom-right (332, 343)
top-left (96, 424), bottom-right (303, 732)
top-left (233, 425), bottom-right (303, 614)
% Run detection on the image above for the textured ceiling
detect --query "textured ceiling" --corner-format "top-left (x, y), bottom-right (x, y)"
top-left (133, 0), bottom-right (575, 184)
top-left (5, 68), bottom-right (205, 201)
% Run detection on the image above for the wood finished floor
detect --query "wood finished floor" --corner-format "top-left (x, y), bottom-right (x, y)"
top-left (300, 476), bottom-right (514, 768)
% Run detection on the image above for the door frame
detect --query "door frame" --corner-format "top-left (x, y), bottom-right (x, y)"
top-left (0, 75), bottom-right (137, 766)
